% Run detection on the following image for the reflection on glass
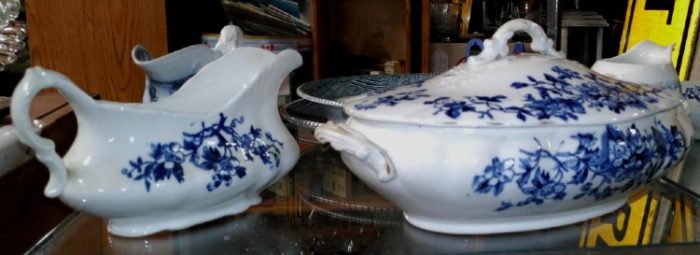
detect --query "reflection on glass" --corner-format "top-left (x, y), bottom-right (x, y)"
top-left (0, 0), bottom-right (24, 69)
top-left (24, 145), bottom-right (700, 254)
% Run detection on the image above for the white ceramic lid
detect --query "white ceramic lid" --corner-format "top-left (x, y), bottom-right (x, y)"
top-left (342, 19), bottom-right (681, 127)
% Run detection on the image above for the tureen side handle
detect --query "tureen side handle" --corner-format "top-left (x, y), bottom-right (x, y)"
top-left (10, 67), bottom-right (97, 198)
top-left (468, 19), bottom-right (563, 67)
top-left (315, 122), bottom-right (397, 182)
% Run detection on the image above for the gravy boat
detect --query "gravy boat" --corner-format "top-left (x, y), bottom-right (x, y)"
top-left (10, 25), bottom-right (301, 237)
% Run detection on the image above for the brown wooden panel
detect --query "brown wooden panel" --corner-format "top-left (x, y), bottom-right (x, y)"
top-left (421, 0), bottom-right (430, 73)
top-left (311, 0), bottom-right (325, 80)
top-left (26, 0), bottom-right (168, 102)
top-left (404, 0), bottom-right (412, 73)
top-left (313, 0), bottom-right (410, 78)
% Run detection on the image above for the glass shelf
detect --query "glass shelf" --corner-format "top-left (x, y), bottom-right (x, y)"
top-left (26, 145), bottom-right (700, 254)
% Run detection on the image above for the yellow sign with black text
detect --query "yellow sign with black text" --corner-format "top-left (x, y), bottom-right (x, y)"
top-left (579, 192), bottom-right (657, 247)
top-left (621, 0), bottom-right (700, 80)
top-left (579, 190), bottom-right (696, 247)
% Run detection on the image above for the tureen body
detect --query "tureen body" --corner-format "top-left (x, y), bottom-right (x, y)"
top-left (682, 82), bottom-right (700, 138)
top-left (10, 25), bottom-right (301, 237)
top-left (315, 19), bottom-right (692, 234)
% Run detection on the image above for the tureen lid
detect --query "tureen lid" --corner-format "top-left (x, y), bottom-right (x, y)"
top-left (342, 19), bottom-right (681, 127)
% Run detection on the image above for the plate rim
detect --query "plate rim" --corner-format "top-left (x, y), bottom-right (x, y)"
top-left (280, 98), bottom-right (332, 129)
top-left (296, 73), bottom-right (433, 107)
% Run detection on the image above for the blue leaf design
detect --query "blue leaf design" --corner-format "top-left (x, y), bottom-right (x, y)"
top-left (121, 113), bottom-right (285, 192)
top-left (511, 82), bottom-right (529, 89)
top-left (472, 122), bottom-right (686, 211)
top-left (356, 66), bottom-right (666, 123)
top-left (235, 166), bottom-right (247, 178)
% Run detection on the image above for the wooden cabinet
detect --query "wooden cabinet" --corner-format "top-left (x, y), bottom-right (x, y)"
top-left (312, 0), bottom-right (421, 79)
top-left (25, 0), bottom-right (431, 97)
top-left (26, 0), bottom-right (168, 102)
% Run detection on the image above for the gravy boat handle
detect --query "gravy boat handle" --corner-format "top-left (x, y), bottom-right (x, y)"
top-left (10, 67), bottom-right (96, 198)
top-left (315, 121), bottom-right (396, 182)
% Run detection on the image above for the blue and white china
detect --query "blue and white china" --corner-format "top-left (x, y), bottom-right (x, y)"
top-left (133, 26), bottom-right (244, 103)
top-left (297, 74), bottom-right (434, 107)
top-left (280, 99), bottom-right (347, 129)
top-left (592, 40), bottom-right (681, 92)
top-left (315, 19), bottom-right (693, 234)
top-left (682, 81), bottom-right (700, 139)
top-left (10, 25), bottom-right (301, 237)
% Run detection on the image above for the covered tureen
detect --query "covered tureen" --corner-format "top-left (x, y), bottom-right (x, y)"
top-left (315, 19), bottom-right (692, 234)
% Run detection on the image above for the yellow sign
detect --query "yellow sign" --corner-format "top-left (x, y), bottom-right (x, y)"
top-left (579, 189), bottom-right (696, 247)
top-left (667, 196), bottom-right (696, 242)
top-left (579, 192), bottom-right (658, 247)
top-left (621, 0), bottom-right (700, 80)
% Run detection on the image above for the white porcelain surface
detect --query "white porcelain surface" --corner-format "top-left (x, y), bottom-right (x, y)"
top-left (592, 40), bottom-right (680, 91)
top-left (10, 25), bottom-right (301, 237)
top-left (132, 26), bottom-right (243, 103)
top-left (315, 19), bottom-right (693, 234)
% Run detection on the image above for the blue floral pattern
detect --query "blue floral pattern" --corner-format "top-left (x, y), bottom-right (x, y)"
top-left (472, 122), bottom-right (685, 211)
top-left (682, 86), bottom-right (700, 102)
top-left (354, 66), bottom-right (666, 122)
top-left (299, 74), bottom-right (433, 107)
top-left (121, 113), bottom-right (284, 192)
top-left (354, 89), bottom-right (430, 110)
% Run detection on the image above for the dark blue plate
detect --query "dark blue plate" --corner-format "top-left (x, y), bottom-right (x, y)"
top-left (296, 74), bottom-right (434, 107)
top-left (281, 99), bottom-right (348, 129)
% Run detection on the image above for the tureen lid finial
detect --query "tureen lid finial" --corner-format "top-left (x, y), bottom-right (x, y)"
top-left (468, 19), bottom-right (563, 67)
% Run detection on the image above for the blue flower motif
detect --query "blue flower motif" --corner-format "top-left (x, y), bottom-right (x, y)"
top-left (473, 158), bottom-right (517, 196)
top-left (552, 65), bottom-right (581, 80)
top-left (121, 143), bottom-right (186, 191)
top-left (473, 122), bottom-right (686, 211)
top-left (122, 113), bottom-right (284, 192)
top-left (425, 95), bottom-right (529, 120)
top-left (609, 141), bottom-right (632, 167)
top-left (355, 65), bottom-right (666, 123)
top-left (199, 146), bottom-right (248, 191)
top-left (683, 86), bottom-right (700, 101)
top-left (425, 97), bottom-right (476, 119)
top-left (522, 97), bottom-right (585, 121)
top-left (354, 89), bottom-right (430, 110)
top-left (525, 170), bottom-right (566, 201)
